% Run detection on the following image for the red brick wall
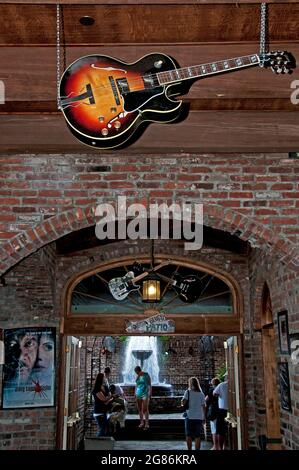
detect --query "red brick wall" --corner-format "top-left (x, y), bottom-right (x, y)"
top-left (0, 153), bottom-right (298, 277)
top-left (0, 253), bottom-right (58, 450)
top-left (0, 153), bottom-right (299, 244)
top-left (0, 152), bottom-right (298, 450)
top-left (248, 249), bottom-right (299, 450)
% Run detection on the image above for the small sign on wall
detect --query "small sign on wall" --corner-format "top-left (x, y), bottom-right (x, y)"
top-left (125, 313), bottom-right (175, 334)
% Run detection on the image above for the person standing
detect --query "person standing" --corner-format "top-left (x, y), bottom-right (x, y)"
top-left (181, 377), bottom-right (206, 451)
top-left (205, 377), bottom-right (220, 450)
top-left (92, 373), bottom-right (114, 437)
top-left (104, 366), bottom-right (111, 391)
top-left (213, 372), bottom-right (229, 450)
top-left (134, 365), bottom-right (151, 430)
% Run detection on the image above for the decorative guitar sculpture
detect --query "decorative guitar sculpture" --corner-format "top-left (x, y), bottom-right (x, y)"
top-left (109, 261), bottom-right (168, 301)
top-left (59, 51), bottom-right (295, 149)
top-left (108, 261), bottom-right (202, 303)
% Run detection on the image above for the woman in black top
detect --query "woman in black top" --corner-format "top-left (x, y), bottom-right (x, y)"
top-left (205, 377), bottom-right (220, 450)
top-left (92, 372), bottom-right (113, 437)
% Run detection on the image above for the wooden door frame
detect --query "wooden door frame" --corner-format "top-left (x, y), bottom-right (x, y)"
top-left (56, 255), bottom-right (246, 449)
top-left (260, 283), bottom-right (282, 450)
top-left (56, 332), bottom-right (247, 450)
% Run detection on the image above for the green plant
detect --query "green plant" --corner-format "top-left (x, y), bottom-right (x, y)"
top-left (158, 336), bottom-right (170, 343)
top-left (216, 364), bottom-right (227, 382)
top-left (117, 336), bottom-right (128, 342)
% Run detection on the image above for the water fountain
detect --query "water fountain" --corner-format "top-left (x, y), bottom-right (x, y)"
top-left (119, 336), bottom-right (173, 398)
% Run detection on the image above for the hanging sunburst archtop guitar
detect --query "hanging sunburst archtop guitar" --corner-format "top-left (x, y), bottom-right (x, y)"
top-left (59, 51), bottom-right (295, 149)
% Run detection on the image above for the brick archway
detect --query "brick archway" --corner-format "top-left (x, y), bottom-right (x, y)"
top-left (0, 203), bottom-right (298, 276)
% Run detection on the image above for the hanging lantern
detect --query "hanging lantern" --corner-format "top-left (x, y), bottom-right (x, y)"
top-left (142, 279), bottom-right (161, 302)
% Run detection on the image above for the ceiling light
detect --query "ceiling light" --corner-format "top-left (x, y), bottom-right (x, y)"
top-left (79, 16), bottom-right (95, 26)
top-left (142, 279), bottom-right (160, 302)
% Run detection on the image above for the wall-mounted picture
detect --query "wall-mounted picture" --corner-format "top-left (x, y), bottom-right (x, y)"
top-left (2, 327), bottom-right (55, 409)
top-left (278, 362), bottom-right (292, 412)
top-left (290, 333), bottom-right (299, 365)
top-left (277, 310), bottom-right (290, 355)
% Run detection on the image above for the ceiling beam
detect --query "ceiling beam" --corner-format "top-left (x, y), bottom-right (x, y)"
top-left (0, 111), bottom-right (299, 153)
top-left (0, 3), bottom-right (299, 45)
top-left (1, 44), bottom-right (297, 102)
top-left (1, 98), bottom-right (297, 114)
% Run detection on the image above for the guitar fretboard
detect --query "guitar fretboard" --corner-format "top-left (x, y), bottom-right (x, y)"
top-left (157, 54), bottom-right (260, 85)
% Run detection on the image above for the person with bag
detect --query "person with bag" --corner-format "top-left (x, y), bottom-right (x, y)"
top-left (92, 373), bottom-right (114, 437)
top-left (205, 377), bottom-right (220, 450)
top-left (181, 377), bottom-right (206, 451)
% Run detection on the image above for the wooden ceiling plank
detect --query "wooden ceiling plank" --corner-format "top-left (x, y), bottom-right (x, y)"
top-left (2, 1), bottom-right (299, 4)
top-left (0, 98), bottom-right (297, 113)
top-left (1, 0), bottom-right (299, 5)
top-left (1, 44), bottom-right (297, 102)
top-left (0, 112), bottom-right (299, 153)
top-left (0, 4), bottom-right (299, 45)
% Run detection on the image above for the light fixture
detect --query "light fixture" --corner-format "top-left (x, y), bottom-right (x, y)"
top-left (142, 279), bottom-right (161, 302)
top-left (79, 16), bottom-right (95, 26)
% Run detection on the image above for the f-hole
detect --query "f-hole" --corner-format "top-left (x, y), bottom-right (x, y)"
top-left (261, 283), bottom-right (281, 450)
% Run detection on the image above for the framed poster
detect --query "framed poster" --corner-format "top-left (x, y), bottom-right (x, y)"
top-left (278, 362), bottom-right (292, 412)
top-left (2, 327), bottom-right (55, 409)
top-left (290, 333), bottom-right (299, 365)
top-left (277, 310), bottom-right (290, 355)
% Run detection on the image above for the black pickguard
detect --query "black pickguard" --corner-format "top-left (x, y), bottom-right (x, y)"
top-left (123, 88), bottom-right (165, 113)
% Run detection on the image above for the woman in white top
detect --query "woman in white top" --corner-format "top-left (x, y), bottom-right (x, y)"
top-left (181, 377), bottom-right (206, 450)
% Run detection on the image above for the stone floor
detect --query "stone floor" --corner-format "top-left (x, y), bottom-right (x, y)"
top-left (114, 440), bottom-right (212, 450)
top-left (126, 413), bottom-right (183, 419)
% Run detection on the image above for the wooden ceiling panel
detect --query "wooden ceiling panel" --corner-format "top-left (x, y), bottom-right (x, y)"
top-left (0, 2), bottom-right (298, 153)
top-left (2, 1), bottom-right (299, 4)
top-left (1, 44), bottom-right (298, 105)
top-left (1, 112), bottom-right (299, 153)
top-left (0, 4), bottom-right (299, 45)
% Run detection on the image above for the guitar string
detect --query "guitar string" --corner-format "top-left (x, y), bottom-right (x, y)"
top-left (61, 51), bottom-right (287, 102)
top-left (60, 54), bottom-right (264, 105)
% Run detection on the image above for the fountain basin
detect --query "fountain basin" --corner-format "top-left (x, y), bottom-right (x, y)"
top-left (118, 383), bottom-right (173, 397)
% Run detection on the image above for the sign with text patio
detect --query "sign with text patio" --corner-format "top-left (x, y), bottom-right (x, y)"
top-left (125, 313), bottom-right (175, 334)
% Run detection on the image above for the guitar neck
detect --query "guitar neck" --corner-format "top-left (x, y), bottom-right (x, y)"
top-left (132, 260), bottom-right (170, 283)
top-left (157, 54), bottom-right (260, 85)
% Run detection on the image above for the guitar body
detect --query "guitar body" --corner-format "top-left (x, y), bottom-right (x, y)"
top-left (59, 53), bottom-right (183, 149)
top-left (172, 274), bottom-right (202, 303)
top-left (109, 271), bottom-right (141, 301)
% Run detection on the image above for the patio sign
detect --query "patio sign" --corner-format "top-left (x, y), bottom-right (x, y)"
top-left (125, 313), bottom-right (175, 334)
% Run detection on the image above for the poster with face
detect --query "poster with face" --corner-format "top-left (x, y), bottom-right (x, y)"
top-left (2, 327), bottom-right (55, 408)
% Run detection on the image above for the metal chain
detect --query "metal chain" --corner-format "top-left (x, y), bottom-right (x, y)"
top-left (56, 4), bottom-right (61, 110)
top-left (259, 3), bottom-right (268, 67)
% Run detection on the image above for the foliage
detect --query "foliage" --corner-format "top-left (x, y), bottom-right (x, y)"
top-left (117, 336), bottom-right (128, 342)
top-left (216, 363), bottom-right (227, 382)
top-left (157, 336), bottom-right (170, 343)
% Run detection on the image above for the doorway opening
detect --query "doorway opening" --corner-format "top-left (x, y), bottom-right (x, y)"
top-left (61, 334), bottom-right (243, 451)
top-left (260, 283), bottom-right (281, 450)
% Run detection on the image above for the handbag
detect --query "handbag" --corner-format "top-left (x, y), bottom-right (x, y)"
top-left (207, 401), bottom-right (218, 421)
top-left (182, 390), bottom-right (190, 411)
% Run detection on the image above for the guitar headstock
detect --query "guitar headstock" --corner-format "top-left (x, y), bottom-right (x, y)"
top-left (132, 261), bottom-right (145, 275)
top-left (261, 51), bottom-right (296, 74)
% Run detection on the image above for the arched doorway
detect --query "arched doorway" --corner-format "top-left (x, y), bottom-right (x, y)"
top-left (260, 283), bottom-right (281, 450)
top-left (57, 251), bottom-right (245, 449)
